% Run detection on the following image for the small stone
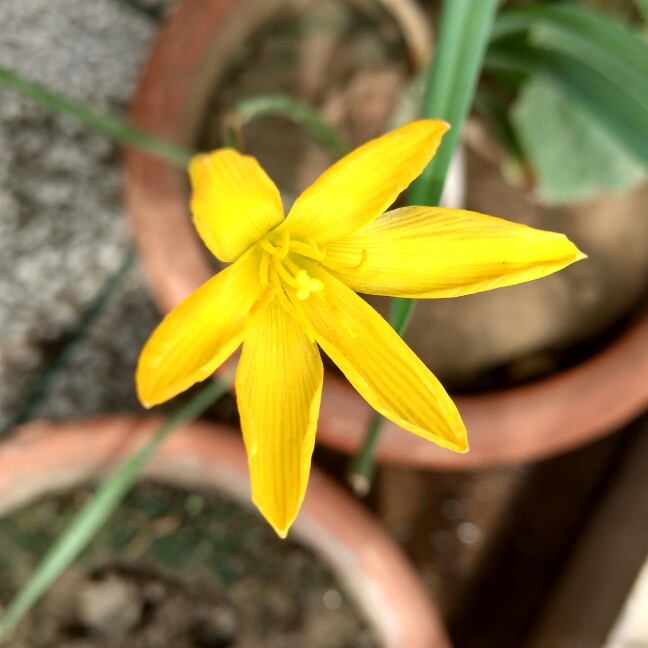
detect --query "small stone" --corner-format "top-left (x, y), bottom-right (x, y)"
top-left (77, 575), bottom-right (142, 636)
top-left (441, 498), bottom-right (464, 521)
top-left (323, 589), bottom-right (342, 611)
top-left (457, 522), bottom-right (482, 545)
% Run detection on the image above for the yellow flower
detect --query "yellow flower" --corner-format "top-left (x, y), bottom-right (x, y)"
top-left (137, 120), bottom-right (584, 537)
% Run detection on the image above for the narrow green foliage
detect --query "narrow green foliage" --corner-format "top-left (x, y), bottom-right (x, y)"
top-left (638, 0), bottom-right (648, 23)
top-left (0, 64), bottom-right (192, 166)
top-left (227, 94), bottom-right (350, 158)
top-left (488, 3), bottom-right (648, 169)
top-left (491, 4), bottom-right (648, 78)
top-left (408, 0), bottom-right (500, 206)
top-left (352, 0), bottom-right (499, 490)
top-left (0, 379), bottom-right (229, 643)
top-left (390, 0), bottom-right (499, 359)
top-left (512, 77), bottom-right (644, 203)
top-left (486, 45), bottom-right (648, 167)
top-left (348, 411), bottom-right (384, 496)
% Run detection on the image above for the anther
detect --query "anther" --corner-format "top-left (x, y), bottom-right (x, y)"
top-left (295, 270), bottom-right (323, 300)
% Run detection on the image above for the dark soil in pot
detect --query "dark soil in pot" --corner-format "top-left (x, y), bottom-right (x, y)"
top-left (0, 482), bottom-right (376, 648)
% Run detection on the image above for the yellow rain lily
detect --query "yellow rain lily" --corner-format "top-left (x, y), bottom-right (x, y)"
top-left (137, 120), bottom-right (584, 537)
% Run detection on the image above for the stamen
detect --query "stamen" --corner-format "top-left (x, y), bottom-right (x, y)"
top-left (294, 270), bottom-right (323, 300)
top-left (259, 250), bottom-right (270, 288)
top-left (272, 256), bottom-right (299, 288)
top-left (282, 255), bottom-right (301, 276)
top-left (260, 239), bottom-right (277, 255)
top-left (323, 248), bottom-right (369, 273)
top-left (269, 255), bottom-right (324, 301)
top-left (271, 266), bottom-right (296, 314)
top-left (354, 248), bottom-right (368, 271)
top-left (276, 228), bottom-right (290, 259)
top-left (249, 284), bottom-right (276, 318)
top-left (290, 238), bottom-right (324, 260)
top-left (261, 229), bottom-right (290, 258)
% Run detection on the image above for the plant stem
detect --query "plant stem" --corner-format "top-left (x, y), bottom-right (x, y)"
top-left (409, 0), bottom-right (500, 205)
top-left (225, 93), bottom-right (350, 158)
top-left (349, 0), bottom-right (499, 494)
top-left (348, 411), bottom-right (384, 496)
top-left (0, 375), bottom-right (232, 644)
top-left (0, 64), bottom-right (192, 167)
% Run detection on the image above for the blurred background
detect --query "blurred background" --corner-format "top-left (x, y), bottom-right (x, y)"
top-left (0, 0), bottom-right (647, 646)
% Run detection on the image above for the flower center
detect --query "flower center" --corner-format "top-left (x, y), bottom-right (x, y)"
top-left (259, 231), bottom-right (324, 301)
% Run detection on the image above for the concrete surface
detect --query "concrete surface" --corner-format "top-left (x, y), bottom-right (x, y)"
top-left (0, 0), bottom-right (169, 430)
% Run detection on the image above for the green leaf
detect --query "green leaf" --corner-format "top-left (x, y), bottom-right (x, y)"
top-left (637, 0), bottom-right (648, 23)
top-left (486, 45), bottom-right (648, 168)
top-left (0, 379), bottom-right (230, 642)
top-left (409, 0), bottom-right (500, 206)
top-left (401, 0), bottom-right (498, 334)
top-left (512, 77), bottom-right (645, 204)
top-left (352, 0), bottom-right (499, 490)
top-left (492, 4), bottom-right (648, 78)
top-left (0, 64), bottom-right (192, 167)
top-left (230, 94), bottom-right (349, 158)
top-left (528, 22), bottom-right (648, 108)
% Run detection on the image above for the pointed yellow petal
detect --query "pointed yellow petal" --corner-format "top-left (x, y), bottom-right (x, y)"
top-left (323, 206), bottom-right (586, 298)
top-left (236, 302), bottom-right (323, 537)
top-left (189, 148), bottom-right (284, 262)
top-left (292, 263), bottom-right (467, 452)
top-left (280, 120), bottom-right (449, 244)
top-left (137, 247), bottom-right (265, 407)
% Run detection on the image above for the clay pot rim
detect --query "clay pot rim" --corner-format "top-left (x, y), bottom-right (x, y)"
top-left (124, 0), bottom-right (648, 470)
top-left (0, 415), bottom-right (450, 648)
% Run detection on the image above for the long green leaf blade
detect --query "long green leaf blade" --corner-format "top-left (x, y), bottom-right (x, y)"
top-left (492, 4), bottom-right (648, 78)
top-left (352, 0), bottom-right (499, 488)
top-left (0, 379), bottom-right (228, 643)
top-left (393, 0), bottom-right (499, 335)
top-left (528, 23), bottom-right (648, 108)
top-left (486, 45), bottom-right (648, 167)
top-left (0, 64), bottom-right (192, 167)
top-left (231, 94), bottom-right (350, 158)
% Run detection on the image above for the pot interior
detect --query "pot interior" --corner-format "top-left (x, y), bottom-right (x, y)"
top-left (189, 0), bottom-right (648, 392)
top-left (0, 481), bottom-right (377, 647)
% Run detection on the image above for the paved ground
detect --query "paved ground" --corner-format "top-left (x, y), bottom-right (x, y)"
top-left (0, 0), bottom-right (172, 431)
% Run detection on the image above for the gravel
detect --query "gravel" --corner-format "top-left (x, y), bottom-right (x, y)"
top-left (0, 0), bottom-right (169, 430)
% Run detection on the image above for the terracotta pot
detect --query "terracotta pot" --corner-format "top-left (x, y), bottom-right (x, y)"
top-left (124, 0), bottom-right (648, 469)
top-left (0, 416), bottom-right (450, 648)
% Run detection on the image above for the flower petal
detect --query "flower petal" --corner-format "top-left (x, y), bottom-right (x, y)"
top-left (189, 148), bottom-right (284, 262)
top-left (137, 247), bottom-right (266, 407)
top-left (292, 263), bottom-right (467, 453)
top-left (323, 206), bottom-right (586, 297)
top-left (236, 302), bottom-right (323, 537)
top-left (280, 120), bottom-right (449, 244)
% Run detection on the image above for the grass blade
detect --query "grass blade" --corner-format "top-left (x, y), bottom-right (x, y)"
top-left (226, 94), bottom-right (350, 158)
top-left (393, 0), bottom-right (499, 343)
top-left (486, 45), bottom-right (648, 167)
top-left (408, 0), bottom-right (499, 207)
top-left (0, 378), bottom-right (229, 643)
top-left (491, 4), bottom-right (648, 77)
top-left (351, 0), bottom-right (499, 491)
top-left (0, 64), bottom-right (192, 167)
